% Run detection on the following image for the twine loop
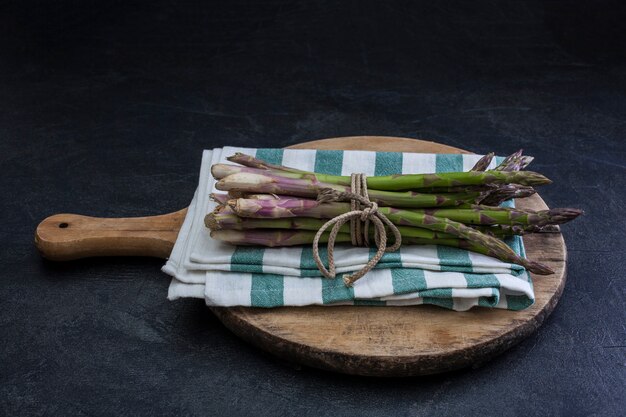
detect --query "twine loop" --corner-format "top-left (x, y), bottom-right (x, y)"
top-left (312, 173), bottom-right (402, 286)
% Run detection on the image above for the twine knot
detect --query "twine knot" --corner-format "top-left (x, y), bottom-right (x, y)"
top-left (360, 202), bottom-right (378, 220)
top-left (312, 173), bottom-right (402, 286)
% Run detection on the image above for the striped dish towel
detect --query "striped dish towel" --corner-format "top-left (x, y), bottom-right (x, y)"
top-left (163, 147), bottom-right (535, 311)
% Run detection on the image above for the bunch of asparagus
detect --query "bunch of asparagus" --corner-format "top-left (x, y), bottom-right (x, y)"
top-left (205, 150), bottom-right (582, 275)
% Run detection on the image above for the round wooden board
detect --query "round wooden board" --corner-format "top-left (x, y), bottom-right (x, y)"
top-left (209, 136), bottom-right (567, 377)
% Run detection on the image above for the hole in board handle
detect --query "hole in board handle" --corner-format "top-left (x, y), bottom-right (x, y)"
top-left (59, 222), bottom-right (69, 228)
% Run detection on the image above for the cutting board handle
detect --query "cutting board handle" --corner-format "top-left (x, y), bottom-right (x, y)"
top-left (34, 209), bottom-right (187, 261)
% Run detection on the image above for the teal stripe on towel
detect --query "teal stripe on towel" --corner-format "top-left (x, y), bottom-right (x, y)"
top-left (300, 246), bottom-right (328, 276)
top-left (464, 273), bottom-right (501, 289)
top-left (478, 288), bottom-right (500, 308)
top-left (391, 268), bottom-right (427, 294)
top-left (375, 151), bottom-right (403, 176)
top-left (255, 148), bottom-right (284, 165)
top-left (435, 154), bottom-right (464, 173)
top-left (437, 245), bottom-right (472, 272)
top-left (314, 149), bottom-right (343, 175)
top-left (230, 247), bottom-right (264, 273)
top-left (505, 294), bottom-right (534, 311)
top-left (250, 274), bottom-right (284, 307)
top-left (322, 277), bottom-right (355, 304)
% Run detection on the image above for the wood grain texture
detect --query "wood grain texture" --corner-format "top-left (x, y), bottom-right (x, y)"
top-left (35, 210), bottom-right (187, 260)
top-left (34, 137), bottom-right (566, 377)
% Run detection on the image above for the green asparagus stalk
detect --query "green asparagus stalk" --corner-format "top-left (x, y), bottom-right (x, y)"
top-left (210, 229), bottom-right (517, 259)
top-left (365, 169), bottom-right (550, 191)
top-left (409, 207), bottom-right (580, 227)
top-left (406, 185), bottom-right (497, 193)
top-left (206, 208), bottom-right (559, 237)
top-left (225, 150), bottom-right (519, 188)
top-left (458, 204), bottom-right (536, 212)
top-left (217, 157), bottom-right (552, 191)
top-left (228, 197), bottom-right (581, 227)
top-left (206, 208), bottom-right (462, 239)
top-left (472, 224), bottom-right (561, 236)
top-left (215, 172), bottom-right (487, 208)
top-left (369, 183), bottom-right (531, 200)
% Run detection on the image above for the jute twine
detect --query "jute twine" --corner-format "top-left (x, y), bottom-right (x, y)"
top-left (312, 173), bottom-right (402, 286)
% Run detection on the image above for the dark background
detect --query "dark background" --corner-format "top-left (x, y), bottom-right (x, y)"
top-left (1, 1), bottom-right (625, 416)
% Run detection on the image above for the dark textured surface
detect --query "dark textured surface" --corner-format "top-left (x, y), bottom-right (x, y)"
top-left (1, 1), bottom-right (625, 416)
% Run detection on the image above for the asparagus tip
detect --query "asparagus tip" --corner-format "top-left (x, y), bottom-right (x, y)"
top-left (470, 152), bottom-right (495, 171)
top-left (527, 261), bottom-right (555, 275)
top-left (226, 152), bottom-right (245, 162)
top-left (480, 184), bottom-right (536, 205)
top-left (546, 208), bottom-right (584, 224)
top-left (524, 171), bottom-right (552, 186)
top-left (519, 155), bottom-right (534, 169)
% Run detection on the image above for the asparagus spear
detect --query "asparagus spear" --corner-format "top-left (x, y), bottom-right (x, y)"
top-left (206, 208), bottom-right (559, 237)
top-left (407, 185), bottom-right (497, 193)
top-left (458, 204), bottom-right (536, 212)
top-left (228, 197), bottom-right (582, 227)
top-left (477, 184), bottom-right (536, 205)
top-left (206, 208), bottom-right (461, 239)
top-left (215, 172), bottom-right (486, 208)
top-left (217, 157), bottom-right (552, 191)
top-left (470, 152), bottom-right (495, 171)
top-left (473, 224), bottom-right (561, 236)
top-left (414, 152), bottom-right (532, 196)
top-left (493, 149), bottom-right (522, 170)
top-left (211, 229), bottom-right (514, 258)
top-left (222, 150), bottom-right (524, 194)
top-left (226, 152), bottom-right (304, 173)
top-left (408, 207), bottom-right (580, 227)
top-left (371, 170), bottom-right (549, 191)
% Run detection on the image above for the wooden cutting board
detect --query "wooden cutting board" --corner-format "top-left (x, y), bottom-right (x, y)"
top-left (35, 136), bottom-right (567, 377)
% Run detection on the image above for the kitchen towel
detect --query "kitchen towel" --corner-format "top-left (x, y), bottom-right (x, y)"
top-left (163, 147), bottom-right (534, 311)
